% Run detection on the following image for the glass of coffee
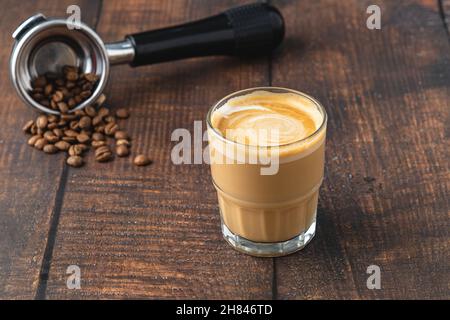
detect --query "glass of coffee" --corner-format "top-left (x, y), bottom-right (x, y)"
top-left (207, 87), bottom-right (327, 257)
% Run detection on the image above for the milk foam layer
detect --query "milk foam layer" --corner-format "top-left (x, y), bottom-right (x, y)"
top-left (211, 90), bottom-right (323, 146)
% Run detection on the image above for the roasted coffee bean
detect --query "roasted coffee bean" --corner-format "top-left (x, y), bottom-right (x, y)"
top-left (30, 124), bottom-right (38, 135)
top-left (80, 129), bottom-right (92, 136)
top-left (79, 90), bottom-right (92, 100)
top-left (74, 95), bottom-right (83, 103)
top-left (65, 71), bottom-right (79, 81)
top-left (32, 93), bottom-right (45, 100)
top-left (92, 132), bottom-right (105, 141)
top-left (96, 152), bottom-right (113, 163)
top-left (133, 154), bottom-right (151, 166)
top-left (67, 98), bottom-right (76, 108)
top-left (44, 84), bottom-right (53, 96)
top-left (57, 102), bottom-right (69, 113)
top-left (22, 120), bottom-right (34, 133)
top-left (52, 91), bottom-right (64, 102)
top-left (55, 78), bottom-right (65, 87)
top-left (62, 136), bottom-right (77, 143)
top-left (25, 79), bottom-right (133, 167)
top-left (77, 144), bottom-right (89, 152)
top-left (69, 144), bottom-right (84, 156)
top-left (36, 115), bottom-right (48, 129)
top-left (34, 138), bottom-right (47, 150)
top-left (63, 65), bottom-right (78, 74)
top-left (82, 83), bottom-right (93, 91)
top-left (92, 115), bottom-right (103, 126)
top-left (69, 120), bottom-right (79, 130)
top-left (95, 146), bottom-right (110, 155)
top-left (64, 129), bottom-right (79, 137)
top-left (84, 73), bottom-right (98, 82)
top-left (104, 122), bottom-right (119, 136)
top-left (76, 133), bottom-right (90, 144)
top-left (95, 146), bottom-right (113, 162)
top-left (67, 156), bottom-right (83, 167)
top-left (43, 130), bottom-right (53, 139)
top-left (60, 87), bottom-right (70, 97)
top-left (44, 131), bottom-right (59, 143)
top-left (91, 140), bottom-right (107, 148)
top-left (28, 134), bottom-right (41, 146)
top-left (50, 99), bottom-right (58, 109)
top-left (115, 108), bottom-right (130, 119)
top-left (72, 87), bottom-right (83, 96)
top-left (95, 94), bottom-right (106, 107)
top-left (104, 115), bottom-right (116, 123)
top-left (43, 144), bottom-right (58, 154)
top-left (98, 107), bottom-right (109, 118)
top-left (48, 115), bottom-right (58, 123)
top-left (94, 124), bottom-right (105, 133)
top-left (74, 109), bottom-right (86, 117)
top-left (61, 114), bottom-right (77, 121)
top-left (80, 90), bottom-right (91, 99)
top-left (85, 105), bottom-right (97, 117)
top-left (55, 140), bottom-right (71, 151)
top-left (79, 116), bottom-right (92, 129)
top-left (47, 122), bottom-right (58, 130)
top-left (66, 81), bottom-right (76, 89)
top-left (53, 128), bottom-right (64, 138)
top-left (116, 145), bottom-right (129, 157)
top-left (114, 130), bottom-right (128, 140)
top-left (65, 92), bottom-right (74, 100)
top-left (32, 76), bottom-right (47, 88)
top-left (72, 87), bottom-right (82, 95)
top-left (116, 139), bottom-right (131, 147)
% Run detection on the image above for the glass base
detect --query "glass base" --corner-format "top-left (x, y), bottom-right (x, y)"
top-left (221, 221), bottom-right (316, 257)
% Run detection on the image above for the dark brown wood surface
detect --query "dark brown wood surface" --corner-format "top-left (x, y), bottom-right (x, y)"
top-left (272, 0), bottom-right (449, 299)
top-left (44, 0), bottom-right (273, 300)
top-left (0, 0), bottom-right (102, 299)
top-left (0, 0), bottom-right (448, 299)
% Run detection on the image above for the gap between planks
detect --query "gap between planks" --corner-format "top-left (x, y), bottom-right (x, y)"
top-left (34, 0), bottom-right (105, 300)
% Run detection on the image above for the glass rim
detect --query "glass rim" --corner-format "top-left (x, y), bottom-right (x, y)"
top-left (206, 86), bottom-right (328, 149)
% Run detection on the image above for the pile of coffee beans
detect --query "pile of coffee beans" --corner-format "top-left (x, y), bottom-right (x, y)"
top-left (24, 71), bottom-right (152, 168)
top-left (30, 66), bottom-right (99, 113)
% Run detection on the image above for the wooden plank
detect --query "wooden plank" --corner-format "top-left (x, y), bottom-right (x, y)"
top-left (0, 0), bottom-right (101, 299)
top-left (441, 0), bottom-right (450, 35)
top-left (272, 0), bottom-right (450, 299)
top-left (44, 0), bottom-right (273, 299)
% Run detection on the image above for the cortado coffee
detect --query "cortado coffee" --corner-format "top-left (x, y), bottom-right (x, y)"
top-left (207, 87), bottom-right (327, 257)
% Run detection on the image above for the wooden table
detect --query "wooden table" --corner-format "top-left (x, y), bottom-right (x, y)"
top-left (0, 0), bottom-right (448, 300)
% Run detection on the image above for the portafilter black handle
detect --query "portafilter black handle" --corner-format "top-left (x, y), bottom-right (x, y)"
top-left (125, 3), bottom-right (285, 67)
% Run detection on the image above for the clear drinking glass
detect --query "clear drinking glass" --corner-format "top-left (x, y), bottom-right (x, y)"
top-left (207, 87), bottom-right (327, 257)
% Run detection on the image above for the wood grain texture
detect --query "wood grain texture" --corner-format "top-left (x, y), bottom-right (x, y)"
top-left (272, 0), bottom-right (450, 299)
top-left (44, 0), bottom-right (273, 299)
top-left (1, 0), bottom-right (449, 300)
top-left (0, 0), bottom-right (101, 299)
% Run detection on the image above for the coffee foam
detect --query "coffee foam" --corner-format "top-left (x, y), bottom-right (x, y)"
top-left (209, 90), bottom-right (326, 161)
top-left (211, 90), bottom-right (323, 146)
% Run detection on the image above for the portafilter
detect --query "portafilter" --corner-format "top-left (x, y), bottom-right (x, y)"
top-left (10, 3), bottom-right (285, 114)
